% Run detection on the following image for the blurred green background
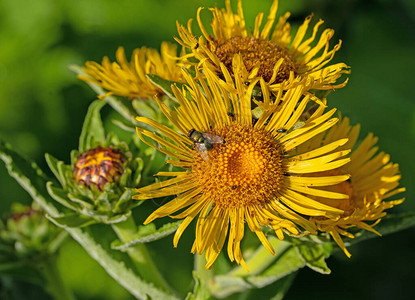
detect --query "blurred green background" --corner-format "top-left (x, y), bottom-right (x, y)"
top-left (1, 0), bottom-right (414, 299)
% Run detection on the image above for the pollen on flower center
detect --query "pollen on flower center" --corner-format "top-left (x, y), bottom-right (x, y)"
top-left (192, 123), bottom-right (285, 208)
top-left (213, 36), bottom-right (296, 83)
top-left (221, 142), bottom-right (265, 185)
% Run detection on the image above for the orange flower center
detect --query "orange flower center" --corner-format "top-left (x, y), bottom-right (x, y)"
top-left (191, 123), bottom-right (285, 208)
top-left (73, 146), bottom-right (126, 190)
top-left (213, 36), bottom-right (296, 83)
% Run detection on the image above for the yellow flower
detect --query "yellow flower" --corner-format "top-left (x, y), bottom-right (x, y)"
top-left (78, 42), bottom-right (183, 99)
top-left (176, 0), bottom-right (350, 93)
top-left (133, 63), bottom-right (351, 270)
top-left (297, 117), bottom-right (405, 257)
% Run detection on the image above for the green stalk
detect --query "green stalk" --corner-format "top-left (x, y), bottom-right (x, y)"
top-left (227, 238), bottom-right (291, 277)
top-left (193, 254), bottom-right (212, 299)
top-left (111, 216), bottom-right (173, 293)
top-left (37, 256), bottom-right (75, 300)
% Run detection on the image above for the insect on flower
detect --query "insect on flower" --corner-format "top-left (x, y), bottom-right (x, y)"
top-left (187, 129), bottom-right (225, 161)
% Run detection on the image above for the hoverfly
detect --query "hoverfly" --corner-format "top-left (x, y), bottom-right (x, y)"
top-left (187, 129), bottom-right (225, 161)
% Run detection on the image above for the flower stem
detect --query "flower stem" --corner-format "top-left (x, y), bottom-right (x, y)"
top-left (37, 255), bottom-right (75, 300)
top-left (111, 216), bottom-right (173, 293)
top-left (227, 238), bottom-right (291, 276)
top-left (193, 254), bottom-right (212, 299)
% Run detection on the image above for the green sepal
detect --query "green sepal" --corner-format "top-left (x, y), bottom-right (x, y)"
top-left (146, 74), bottom-right (184, 101)
top-left (111, 221), bottom-right (182, 250)
top-left (114, 188), bottom-right (137, 213)
top-left (295, 243), bottom-right (332, 274)
top-left (105, 131), bottom-right (121, 146)
top-left (46, 182), bottom-right (81, 212)
top-left (45, 153), bottom-right (66, 187)
top-left (47, 213), bottom-right (97, 228)
top-left (132, 157), bottom-right (144, 186)
top-left (102, 211), bottom-right (132, 225)
top-left (79, 99), bottom-right (106, 153)
top-left (118, 167), bottom-right (132, 187)
top-left (67, 193), bottom-right (95, 210)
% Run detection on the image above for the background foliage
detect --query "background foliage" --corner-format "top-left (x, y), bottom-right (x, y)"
top-left (0, 0), bottom-right (414, 299)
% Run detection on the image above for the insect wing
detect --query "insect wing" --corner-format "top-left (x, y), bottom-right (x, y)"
top-left (201, 133), bottom-right (224, 144)
top-left (195, 143), bottom-right (208, 161)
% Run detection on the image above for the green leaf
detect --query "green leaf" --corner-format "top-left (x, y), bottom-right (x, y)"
top-left (65, 226), bottom-right (179, 300)
top-left (111, 118), bottom-right (136, 133)
top-left (0, 141), bottom-right (178, 300)
top-left (47, 213), bottom-right (96, 228)
top-left (0, 140), bottom-right (60, 218)
top-left (79, 100), bottom-right (106, 153)
top-left (111, 221), bottom-right (182, 250)
top-left (227, 238), bottom-right (291, 277)
top-left (46, 182), bottom-right (80, 212)
top-left (132, 99), bottom-right (159, 120)
top-left (146, 74), bottom-right (183, 101)
top-left (114, 188), bottom-right (136, 213)
top-left (44, 153), bottom-right (65, 187)
top-left (296, 243), bottom-right (332, 274)
top-left (210, 243), bottom-right (306, 298)
top-left (185, 271), bottom-right (210, 300)
top-left (344, 212), bottom-right (415, 246)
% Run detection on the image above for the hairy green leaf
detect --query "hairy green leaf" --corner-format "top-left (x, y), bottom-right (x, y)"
top-left (296, 243), bottom-right (332, 274)
top-left (79, 100), bottom-right (106, 152)
top-left (111, 221), bottom-right (182, 250)
top-left (66, 226), bottom-right (179, 300)
top-left (210, 243), bottom-right (305, 298)
top-left (47, 213), bottom-right (97, 228)
top-left (0, 141), bottom-right (60, 217)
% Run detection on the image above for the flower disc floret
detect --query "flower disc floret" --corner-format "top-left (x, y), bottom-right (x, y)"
top-left (213, 36), bottom-right (296, 83)
top-left (176, 0), bottom-right (350, 92)
top-left (192, 123), bottom-right (285, 208)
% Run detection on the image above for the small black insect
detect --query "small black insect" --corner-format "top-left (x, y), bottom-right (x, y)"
top-left (232, 185), bottom-right (238, 190)
top-left (277, 128), bottom-right (287, 133)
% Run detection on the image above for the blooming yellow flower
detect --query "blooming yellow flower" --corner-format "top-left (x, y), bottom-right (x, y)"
top-left (176, 0), bottom-right (350, 93)
top-left (78, 42), bottom-right (183, 99)
top-left (296, 116), bottom-right (405, 256)
top-left (133, 62), bottom-right (352, 270)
